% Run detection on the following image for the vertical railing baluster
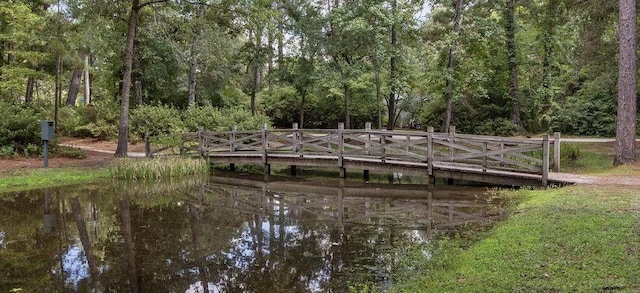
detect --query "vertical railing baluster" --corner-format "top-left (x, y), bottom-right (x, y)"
top-left (553, 132), bottom-right (561, 172)
top-left (542, 134), bottom-right (550, 187)
top-left (427, 127), bottom-right (434, 176)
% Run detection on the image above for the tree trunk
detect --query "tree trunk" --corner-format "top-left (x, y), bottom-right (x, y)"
top-left (188, 51), bottom-right (198, 107)
top-left (442, 0), bottom-right (464, 133)
top-left (375, 66), bottom-right (382, 130)
top-left (25, 77), bottom-right (35, 104)
top-left (83, 54), bottom-right (91, 105)
top-left (133, 33), bottom-right (143, 106)
top-left (67, 68), bottom-right (82, 106)
top-left (54, 54), bottom-right (62, 134)
top-left (387, 0), bottom-right (398, 131)
top-left (343, 83), bottom-right (350, 129)
top-left (71, 197), bottom-right (100, 291)
top-left (507, 0), bottom-right (520, 126)
top-left (614, 0), bottom-right (637, 165)
top-left (187, 4), bottom-right (206, 107)
top-left (250, 27), bottom-right (263, 116)
top-left (116, 0), bottom-right (140, 157)
top-left (277, 0), bottom-right (284, 67)
top-left (299, 92), bottom-right (306, 129)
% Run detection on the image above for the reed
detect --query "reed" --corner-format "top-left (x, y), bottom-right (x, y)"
top-left (109, 157), bottom-right (209, 180)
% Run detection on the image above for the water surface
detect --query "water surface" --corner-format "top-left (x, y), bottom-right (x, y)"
top-left (0, 173), bottom-right (505, 292)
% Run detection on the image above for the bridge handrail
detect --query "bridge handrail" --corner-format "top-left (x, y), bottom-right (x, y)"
top-left (144, 123), bottom-right (560, 185)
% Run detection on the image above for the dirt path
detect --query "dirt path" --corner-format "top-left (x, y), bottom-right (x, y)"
top-left (0, 138), bottom-right (144, 174)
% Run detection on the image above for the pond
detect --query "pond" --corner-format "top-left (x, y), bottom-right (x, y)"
top-left (0, 173), bottom-right (506, 292)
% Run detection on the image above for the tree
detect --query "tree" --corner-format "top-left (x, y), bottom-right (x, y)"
top-left (115, 0), bottom-right (167, 157)
top-left (614, 0), bottom-right (636, 165)
top-left (441, 0), bottom-right (465, 132)
top-left (507, 0), bottom-right (520, 126)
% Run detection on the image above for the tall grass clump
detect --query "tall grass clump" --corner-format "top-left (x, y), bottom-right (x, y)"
top-left (109, 157), bottom-right (209, 180)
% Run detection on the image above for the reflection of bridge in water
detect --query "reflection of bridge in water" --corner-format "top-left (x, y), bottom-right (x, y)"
top-left (195, 176), bottom-right (506, 237)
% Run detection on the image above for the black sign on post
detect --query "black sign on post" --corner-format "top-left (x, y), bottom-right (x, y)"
top-left (41, 120), bottom-right (54, 168)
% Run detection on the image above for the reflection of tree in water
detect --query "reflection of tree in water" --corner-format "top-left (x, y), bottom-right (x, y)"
top-left (0, 176), bottom-right (502, 292)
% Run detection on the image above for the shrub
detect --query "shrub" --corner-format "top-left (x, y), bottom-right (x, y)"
top-left (0, 145), bottom-right (15, 159)
top-left (182, 105), bottom-right (271, 131)
top-left (130, 104), bottom-right (185, 140)
top-left (0, 101), bottom-right (44, 154)
top-left (74, 99), bottom-right (120, 140)
top-left (51, 145), bottom-right (87, 159)
top-left (57, 106), bottom-right (83, 137)
top-left (473, 118), bottom-right (520, 136)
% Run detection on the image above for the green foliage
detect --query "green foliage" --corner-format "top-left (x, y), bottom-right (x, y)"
top-left (109, 157), bottom-right (209, 180)
top-left (0, 101), bottom-right (44, 154)
top-left (560, 143), bottom-right (580, 161)
top-left (0, 145), bottom-right (15, 159)
top-left (73, 100), bottom-right (120, 140)
top-left (57, 106), bottom-right (83, 137)
top-left (51, 145), bottom-right (87, 159)
top-left (549, 93), bottom-right (616, 136)
top-left (473, 118), bottom-right (519, 136)
top-left (130, 104), bottom-right (186, 140)
top-left (182, 105), bottom-right (271, 131)
top-left (261, 85), bottom-right (305, 127)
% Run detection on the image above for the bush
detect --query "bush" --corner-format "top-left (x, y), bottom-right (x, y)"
top-left (182, 105), bottom-right (271, 131)
top-left (473, 118), bottom-right (520, 136)
top-left (0, 101), bottom-right (44, 154)
top-left (51, 145), bottom-right (87, 159)
top-left (57, 106), bottom-right (83, 137)
top-left (74, 99), bottom-right (120, 140)
top-left (130, 104), bottom-right (185, 140)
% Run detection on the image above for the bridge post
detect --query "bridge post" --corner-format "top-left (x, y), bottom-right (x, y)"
top-left (198, 126), bottom-right (204, 159)
top-left (144, 132), bottom-right (151, 157)
top-left (262, 124), bottom-right (270, 174)
top-left (291, 123), bottom-right (299, 176)
top-left (448, 126), bottom-right (456, 160)
top-left (542, 134), bottom-right (550, 187)
top-left (427, 127), bottom-right (434, 179)
top-left (553, 132), bottom-right (561, 172)
top-left (364, 122), bottom-right (371, 181)
top-left (338, 122), bottom-right (346, 178)
top-left (231, 126), bottom-right (237, 152)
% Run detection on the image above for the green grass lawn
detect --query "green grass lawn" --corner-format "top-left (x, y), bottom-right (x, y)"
top-left (0, 167), bottom-right (110, 193)
top-left (391, 186), bottom-right (640, 292)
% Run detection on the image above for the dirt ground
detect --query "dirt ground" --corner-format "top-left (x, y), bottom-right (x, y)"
top-left (0, 138), bottom-right (144, 173)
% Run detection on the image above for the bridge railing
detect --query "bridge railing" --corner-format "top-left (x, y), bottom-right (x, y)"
top-left (145, 123), bottom-right (560, 185)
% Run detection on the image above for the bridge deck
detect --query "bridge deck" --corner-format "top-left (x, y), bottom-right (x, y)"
top-left (146, 124), bottom-right (564, 187)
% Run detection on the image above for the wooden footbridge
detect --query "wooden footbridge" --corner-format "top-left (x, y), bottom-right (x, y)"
top-left (146, 123), bottom-right (563, 187)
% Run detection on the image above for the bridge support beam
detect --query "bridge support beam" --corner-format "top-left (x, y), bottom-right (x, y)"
top-left (264, 164), bottom-right (271, 175)
top-left (363, 170), bottom-right (370, 182)
top-left (230, 163), bottom-right (236, 171)
top-left (339, 167), bottom-right (347, 178)
top-left (290, 165), bottom-right (297, 176)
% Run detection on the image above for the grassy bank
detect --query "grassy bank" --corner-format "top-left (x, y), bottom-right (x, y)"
top-left (392, 186), bottom-right (640, 292)
top-left (0, 167), bottom-right (110, 193)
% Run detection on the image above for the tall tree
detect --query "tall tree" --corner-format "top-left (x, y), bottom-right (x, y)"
top-left (507, 0), bottom-right (520, 126)
top-left (441, 0), bottom-right (464, 132)
top-left (614, 0), bottom-right (637, 165)
top-left (387, 0), bottom-right (398, 130)
top-left (115, 0), bottom-right (167, 157)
